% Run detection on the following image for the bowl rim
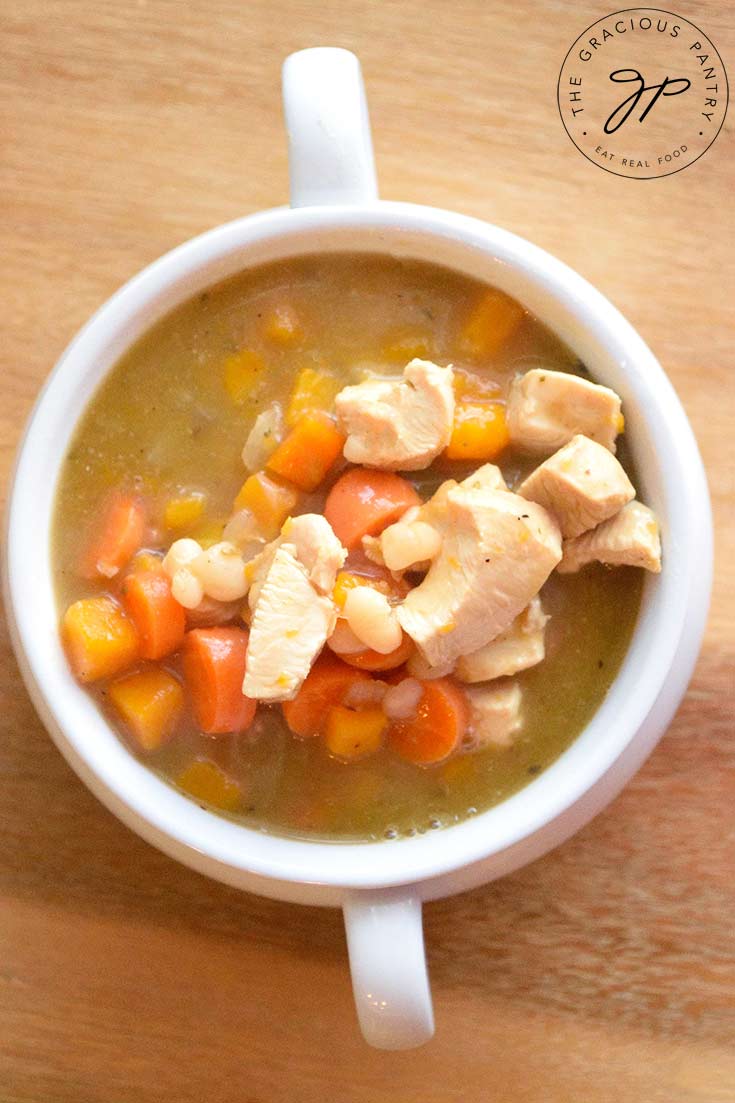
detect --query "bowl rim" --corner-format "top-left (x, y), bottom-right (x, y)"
top-left (3, 200), bottom-right (713, 891)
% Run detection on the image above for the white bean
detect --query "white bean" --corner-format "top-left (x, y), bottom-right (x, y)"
top-left (342, 680), bottom-right (387, 709)
top-left (381, 520), bottom-right (442, 572)
top-left (383, 678), bottom-right (424, 720)
top-left (193, 541), bottom-right (249, 602)
top-left (162, 538), bottom-right (202, 578)
top-left (343, 587), bottom-right (403, 655)
top-left (328, 618), bottom-right (367, 656)
top-left (171, 566), bottom-right (204, 609)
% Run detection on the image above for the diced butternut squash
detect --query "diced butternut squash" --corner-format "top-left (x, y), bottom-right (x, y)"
top-left (164, 492), bottom-right (206, 530)
top-left (107, 667), bottom-right (184, 751)
top-left (191, 521), bottom-right (225, 549)
top-left (324, 705), bottom-right (387, 759)
top-left (62, 596), bottom-right (139, 683)
top-left (223, 349), bottom-right (266, 404)
top-left (458, 289), bottom-right (525, 359)
top-left (266, 412), bottom-right (345, 492)
top-left (380, 329), bottom-right (432, 363)
top-left (176, 758), bottom-right (243, 810)
top-left (131, 550), bottom-right (164, 573)
top-left (286, 367), bottom-right (341, 428)
top-left (446, 402), bottom-right (510, 461)
top-left (263, 303), bottom-right (303, 346)
top-left (233, 471), bottom-right (299, 537)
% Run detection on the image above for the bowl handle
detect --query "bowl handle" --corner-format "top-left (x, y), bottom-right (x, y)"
top-left (343, 889), bottom-right (434, 1049)
top-left (282, 47), bottom-right (379, 208)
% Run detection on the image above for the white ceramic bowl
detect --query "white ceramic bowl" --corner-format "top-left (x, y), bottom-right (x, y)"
top-left (3, 49), bottom-right (712, 1050)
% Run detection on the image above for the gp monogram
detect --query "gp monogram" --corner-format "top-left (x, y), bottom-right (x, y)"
top-left (557, 8), bottom-right (728, 179)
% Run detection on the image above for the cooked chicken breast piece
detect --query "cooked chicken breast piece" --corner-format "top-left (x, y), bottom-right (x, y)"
top-left (244, 514), bottom-right (346, 701)
top-left (335, 358), bottom-right (454, 470)
top-left (507, 368), bottom-right (623, 453)
top-left (557, 500), bottom-right (661, 574)
top-left (397, 486), bottom-right (561, 667)
top-left (518, 434), bottom-right (634, 538)
top-left (464, 681), bottom-right (522, 749)
top-left (455, 596), bottom-right (548, 683)
top-left (244, 544), bottom-right (338, 701)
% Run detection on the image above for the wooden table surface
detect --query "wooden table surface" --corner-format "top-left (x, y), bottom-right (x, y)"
top-left (1, 3), bottom-right (733, 1100)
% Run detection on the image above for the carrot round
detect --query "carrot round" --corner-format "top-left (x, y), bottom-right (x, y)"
top-left (388, 677), bottom-right (469, 765)
top-left (340, 632), bottom-right (415, 672)
top-left (182, 627), bottom-right (256, 735)
top-left (282, 653), bottom-right (370, 738)
top-left (81, 492), bottom-right (145, 579)
top-left (324, 469), bottom-right (421, 550)
top-left (121, 568), bottom-right (186, 660)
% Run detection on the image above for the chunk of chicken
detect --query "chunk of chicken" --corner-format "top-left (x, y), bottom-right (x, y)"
top-left (507, 369), bottom-right (623, 454)
top-left (397, 486), bottom-right (561, 667)
top-left (558, 500), bottom-right (661, 574)
top-left (244, 544), bottom-right (338, 701)
top-left (244, 514), bottom-right (346, 701)
top-left (281, 514), bottom-right (347, 594)
top-left (518, 434), bottom-right (634, 539)
top-left (455, 596), bottom-right (548, 683)
top-left (335, 358), bottom-right (454, 470)
top-left (464, 681), bottom-right (522, 749)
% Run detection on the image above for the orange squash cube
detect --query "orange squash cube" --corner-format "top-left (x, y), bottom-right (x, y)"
top-left (107, 667), bottom-right (184, 751)
top-left (458, 289), bottom-right (525, 359)
top-left (446, 402), bottom-right (510, 461)
top-left (62, 596), bottom-right (139, 683)
top-left (233, 470), bottom-right (299, 537)
top-left (324, 705), bottom-right (387, 760)
top-left (176, 758), bottom-right (243, 810)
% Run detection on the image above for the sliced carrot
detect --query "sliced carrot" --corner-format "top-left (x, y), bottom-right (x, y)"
top-left (182, 627), bottom-right (256, 735)
top-left (324, 469), bottom-right (421, 550)
top-left (324, 706), bottom-right (387, 760)
top-left (266, 412), bottom-right (345, 492)
top-left (458, 288), bottom-right (525, 359)
top-left (233, 470), bottom-right (298, 537)
top-left (340, 632), bottom-right (415, 672)
top-left (176, 758), bottom-right (243, 810)
top-left (121, 568), bottom-right (186, 660)
top-left (107, 667), bottom-right (184, 751)
top-left (388, 678), bottom-right (469, 765)
top-left (446, 401), bottom-right (510, 461)
top-left (81, 493), bottom-right (145, 579)
top-left (282, 653), bottom-right (370, 738)
top-left (164, 492), bottom-right (206, 530)
top-left (62, 596), bottom-right (139, 683)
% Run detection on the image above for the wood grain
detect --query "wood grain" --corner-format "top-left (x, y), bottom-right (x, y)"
top-left (1, 2), bottom-right (733, 1100)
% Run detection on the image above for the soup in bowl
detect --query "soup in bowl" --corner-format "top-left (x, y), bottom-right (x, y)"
top-left (53, 253), bottom-right (655, 841)
top-left (3, 49), bottom-right (711, 1049)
